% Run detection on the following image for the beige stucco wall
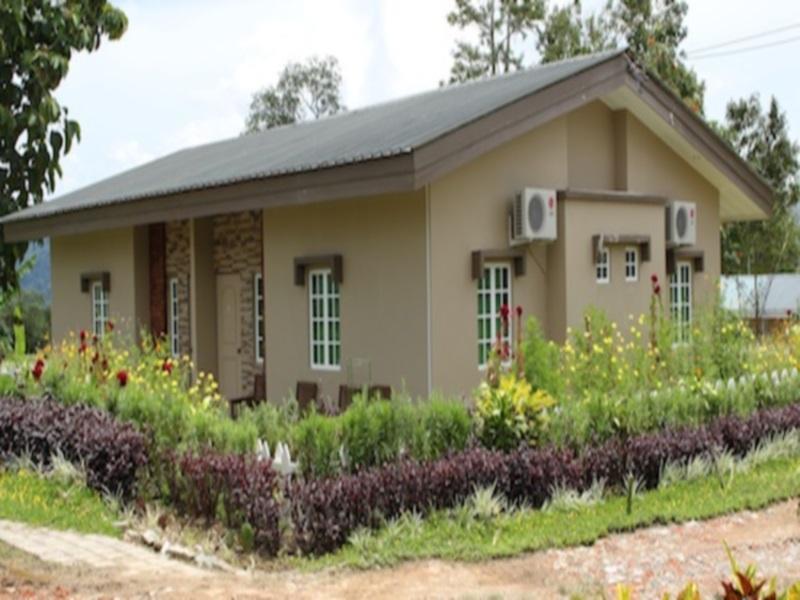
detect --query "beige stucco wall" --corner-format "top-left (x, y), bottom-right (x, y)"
top-left (567, 101), bottom-right (616, 190)
top-left (427, 101), bottom-right (723, 396)
top-left (560, 199), bottom-right (665, 338)
top-left (429, 116), bottom-right (568, 397)
top-left (190, 218), bottom-right (218, 377)
top-left (51, 226), bottom-right (149, 343)
top-left (623, 112), bottom-right (722, 304)
top-left (262, 191), bottom-right (428, 402)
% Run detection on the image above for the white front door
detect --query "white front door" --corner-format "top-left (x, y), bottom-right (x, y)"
top-left (216, 273), bottom-right (242, 400)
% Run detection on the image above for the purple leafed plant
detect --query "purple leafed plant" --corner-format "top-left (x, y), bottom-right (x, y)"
top-left (290, 402), bottom-right (800, 555)
top-left (0, 397), bottom-right (147, 499)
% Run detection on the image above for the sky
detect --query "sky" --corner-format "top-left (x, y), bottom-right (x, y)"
top-left (50, 0), bottom-right (800, 199)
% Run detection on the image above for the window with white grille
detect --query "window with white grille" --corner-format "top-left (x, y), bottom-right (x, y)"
top-left (624, 246), bottom-right (639, 282)
top-left (595, 248), bottom-right (610, 284)
top-left (670, 261), bottom-right (692, 342)
top-left (169, 278), bottom-right (179, 356)
top-left (477, 263), bottom-right (512, 367)
top-left (92, 282), bottom-right (109, 337)
top-left (254, 273), bottom-right (265, 363)
top-left (309, 269), bottom-right (340, 369)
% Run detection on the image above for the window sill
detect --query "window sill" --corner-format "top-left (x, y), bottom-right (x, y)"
top-left (311, 365), bottom-right (342, 372)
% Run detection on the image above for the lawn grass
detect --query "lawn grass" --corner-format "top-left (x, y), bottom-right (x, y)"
top-left (0, 469), bottom-right (120, 537)
top-left (304, 455), bottom-right (800, 570)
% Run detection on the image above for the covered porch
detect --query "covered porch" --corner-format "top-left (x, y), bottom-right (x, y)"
top-left (148, 212), bottom-right (265, 404)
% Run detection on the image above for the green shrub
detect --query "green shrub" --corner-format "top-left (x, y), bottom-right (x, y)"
top-left (521, 317), bottom-right (562, 397)
top-left (339, 396), bottom-right (417, 471)
top-left (238, 401), bottom-right (296, 448)
top-left (413, 396), bottom-right (472, 460)
top-left (292, 411), bottom-right (340, 478)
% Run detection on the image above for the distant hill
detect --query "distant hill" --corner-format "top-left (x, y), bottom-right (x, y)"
top-left (20, 239), bottom-right (51, 304)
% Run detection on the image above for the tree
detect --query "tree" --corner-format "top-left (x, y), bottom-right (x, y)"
top-left (536, 0), bottom-right (704, 112)
top-left (536, 1), bottom-right (615, 64)
top-left (0, 0), bottom-right (127, 293)
top-left (720, 95), bottom-right (800, 328)
top-left (0, 289), bottom-right (50, 355)
top-left (446, 0), bottom-right (545, 84)
top-left (244, 56), bottom-right (345, 133)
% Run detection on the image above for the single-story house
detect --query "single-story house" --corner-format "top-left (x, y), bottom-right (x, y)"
top-left (722, 274), bottom-right (800, 334)
top-left (0, 50), bottom-right (773, 403)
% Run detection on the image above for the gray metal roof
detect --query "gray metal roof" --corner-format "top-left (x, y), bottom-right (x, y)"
top-left (722, 274), bottom-right (800, 318)
top-left (2, 50), bottom-right (624, 224)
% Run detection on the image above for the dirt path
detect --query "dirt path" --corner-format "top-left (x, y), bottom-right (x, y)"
top-left (1, 501), bottom-right (800, 599)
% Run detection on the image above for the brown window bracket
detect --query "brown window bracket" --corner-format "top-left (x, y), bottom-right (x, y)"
top-left (80, 271), bottom-right (111, 293)
top-left (591, 234), bottom-right (651, 263)
top-left (666, 248), bottom-right (704, 275)
top-left (294, 254), bottom-right (343, 286)
top-left (471, 249), bottom-right (526, 280)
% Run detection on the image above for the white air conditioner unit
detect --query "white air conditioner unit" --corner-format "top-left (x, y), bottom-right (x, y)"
top-left (510, 188), bottom-right (557, 245)
top-left (666, 200), bottom-right (697, 247)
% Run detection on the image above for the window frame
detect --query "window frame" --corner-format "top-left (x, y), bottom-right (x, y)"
top-left (308, 268), bottom-right (341, 371)
top-left (477, 262), bottom-right (512, 369)
top-left (670, 260), bottom-right (693, 343)
top-left (169, 277), bottom-right (179, 357)
top-left (595, 248), bottom-right (610, 284)
top-left (254, 273), bottom-right (265, 364)
top-left (91, 281), bottom-right (109, 337)
top-left (624, 246), bottom-right (639, 282)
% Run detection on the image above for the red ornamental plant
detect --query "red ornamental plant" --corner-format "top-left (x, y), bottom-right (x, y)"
top-left (162, 359), bottom-right (173, 375)
top-left (116, 369), bottom-right (128, 387)
top-left (649, 273), bottom-right (663, 353)
top-left (31, 359), bottom-right (44, 382)
top-left (487, 304), bottom-right (526, 384)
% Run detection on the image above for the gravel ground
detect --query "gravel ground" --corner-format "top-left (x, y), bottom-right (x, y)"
top-left (1, 500), bottom-right (799, 599)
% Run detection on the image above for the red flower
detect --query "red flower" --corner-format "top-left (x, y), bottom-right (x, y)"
top-left (31, 359), bottom-right (44, 382)
top-left (161, 359), bottom-right (173, 375)
top-left (92, 334), bottom-right (98, 345)
top-left (654, 283), bottom-right (661, 295)
top-left (92, 352), bottom-right (99, 364)
top-left (79, 330), bottom-right (87, 343)
top-left (515, 305), bottom-right (523, 318)
top-left (79, 342), bottom-right (87, 354)
top-left (650, 273), bottom-right (658, 284)
top-left (101, 358), bottom-right (109, 372)
top-left (116, 370), bottom-right (128, 387)
top-left (499, 304), bottom-right (510, 322)
top-left (106, 321), bottom-right (114, 333)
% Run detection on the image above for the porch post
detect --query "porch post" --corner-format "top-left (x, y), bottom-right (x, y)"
top-left (189, 217), bottom-right (218, 377)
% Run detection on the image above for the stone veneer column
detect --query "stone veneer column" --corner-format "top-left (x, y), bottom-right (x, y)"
top-left (212, 211), bottom-right (263, 397)
top-left (165, 221), bottom-right (192, 356)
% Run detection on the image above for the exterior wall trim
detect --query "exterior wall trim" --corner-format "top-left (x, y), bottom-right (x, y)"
top-left (592, 233), bottom-right (652, 262)
top-left (80, 271), bottom-right (110, 293)
top-left (294, 254), bottom-right (344, 286)
top-left (667, 248), bottom-right (705, 274)
top-left (558, 188), bottom-right (667, 205)
top-left (471, 249), bottom-right (526, 279)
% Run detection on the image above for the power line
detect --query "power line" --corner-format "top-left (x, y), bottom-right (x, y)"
top-left (687, 34), bottom-right (800, 60)
top-left (686, 23), bottom-right (800, 55)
